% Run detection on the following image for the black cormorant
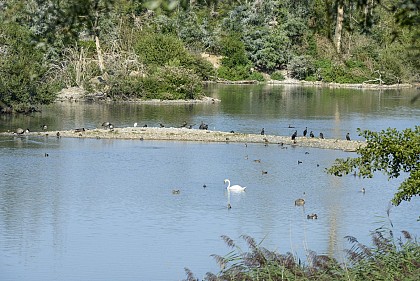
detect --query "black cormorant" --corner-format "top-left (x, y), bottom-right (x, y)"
top-left (291, 130), bottom-right (297, 140)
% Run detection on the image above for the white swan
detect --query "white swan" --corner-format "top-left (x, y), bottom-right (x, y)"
top-left (224, 179), bottom-right (246, 192)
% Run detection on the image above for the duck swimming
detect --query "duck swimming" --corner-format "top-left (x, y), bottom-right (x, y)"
top-left (307, 213), bottom-right (318, 219)
top-left (295, 193), bottom-right (306, 206)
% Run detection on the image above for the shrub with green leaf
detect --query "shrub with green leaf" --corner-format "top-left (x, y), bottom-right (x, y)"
top-left (243, 27), bottom-right (290, 72)
top-left (270, 71), bottom-right (285, 81)
top-left (0, 23), bottom-right (60, 110)
top-left (134, 32), bottom-right (189, 67)
top-left (217, 33), bottom-right (254, 81)
top-left (108, 66), bottom-right (203, 100)
top-left (327, 127), bottom-right (420, 205)
top-left (134, 31), bottom-right (214, 81)
top-left (288, 55), bottom-right (316, 80)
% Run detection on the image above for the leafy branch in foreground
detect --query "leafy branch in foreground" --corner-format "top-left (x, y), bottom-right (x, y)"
top-left (327, 126), bottom-right (420, 205)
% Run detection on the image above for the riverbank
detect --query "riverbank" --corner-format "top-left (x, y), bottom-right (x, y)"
top-left (267, 79), bottom-right (414, 89)
top-left (55, 87), bottom-right (222, 103)
top-left (55, 78), bottom-right (416, 104)
top-left (3, 127), bottom-right (365, 152)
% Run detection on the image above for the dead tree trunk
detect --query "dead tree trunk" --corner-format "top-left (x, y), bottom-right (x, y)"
top-left (334, 1), bottom-right (344, 54)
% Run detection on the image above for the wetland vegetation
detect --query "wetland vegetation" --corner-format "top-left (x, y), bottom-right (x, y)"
top-left (1, 0), bottom-right (419, 112)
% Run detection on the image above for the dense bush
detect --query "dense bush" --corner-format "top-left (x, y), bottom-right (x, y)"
top-left (307, 59), bottom-right (370, 84)
top-left (134, 32), bottom-right (189, 67)
top-left (243, 27), bottom-right (290, 72)
top-left (288, 55), bottom-right (316, 80)
top-left (270, 71), bottom-right (285, 81)
top-left (217, 33), bottom-right (254, 81)
top-left (0, 23), bottom-right (60, 110)
top-left (108, 66), bottom-right (203, 100)
top-left (134, 31), bottom-right (214, 81)
top-left (150, 66), bottom-right (203, 100)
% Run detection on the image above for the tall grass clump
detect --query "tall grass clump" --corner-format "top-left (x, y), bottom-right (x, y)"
top-left (184, 229), bottom-right (419, 281)
top-left (345, 228), bottom-right (420, 280)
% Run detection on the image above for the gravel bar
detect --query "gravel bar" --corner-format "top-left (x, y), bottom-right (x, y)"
top-left (4, 127), bottom-right (365, 151)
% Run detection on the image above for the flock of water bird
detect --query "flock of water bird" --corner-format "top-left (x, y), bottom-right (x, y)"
top-left (13, 120), bottom-right (355, 220)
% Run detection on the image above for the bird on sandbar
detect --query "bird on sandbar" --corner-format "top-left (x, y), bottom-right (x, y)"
top-left (346, 132), bottom-right (351, 141)
top-left (303, 127), bottom-right (308, 137)
top-left (102, 122), bottom-right (110, 129)
top-left (15, 128), bottom-right (24, 134)
top-left (199, 121), bottom-right (208, 130)
top-left (291, 130), bottom-right (297, 141)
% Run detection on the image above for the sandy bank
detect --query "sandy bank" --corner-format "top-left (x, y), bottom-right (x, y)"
top-left (4, 127), bottom-right (365, 152)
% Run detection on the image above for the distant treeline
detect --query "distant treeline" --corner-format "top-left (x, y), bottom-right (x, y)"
top-left (0, 0), bottom-right (418, 111)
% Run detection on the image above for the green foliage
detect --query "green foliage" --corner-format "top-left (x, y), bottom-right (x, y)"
top-left (151, 66), bottom-right (203, 99)
top-left (288, 55), bottom-right (316, 80)
top-left (311, 59), bottom-right (370, 84)
top-left (247, 71), bottom-right (265, 82)
top-left (243, 27), bottom-right (290, 72)
top-left (108, 66), bottom-right (203, 100)
top-left (217, 65), bottom-right (251, 81)
top-left (219, 33), bottom-right (250, 68)
top-left (346, 228), bottom-right (420, 281)
top-left (134, 31), bottom-right (214, 79)
top-left (0, 23), bottom-right (59, 110)
top-left (270, 71), bottom-right (285, 81)
top-left (1, 0), bottom-right (419, 105)
top-left (107, 76), bottom-right (145, 100)
top-left (176, 11), bottom-right (205, 50)
top-left (217, 33), bottom-right (255, 81)
top-left (135, 32), bottom-right (188, 66)
top-left (283, 16), bottom-right (308, 46)
top-left (327, 127), bottom-right (420, 205)
top-left (186, 229), bottom-right (420, 280)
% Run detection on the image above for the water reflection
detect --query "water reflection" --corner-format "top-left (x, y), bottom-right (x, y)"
top-left (1, 85), bottom-right (419, 141)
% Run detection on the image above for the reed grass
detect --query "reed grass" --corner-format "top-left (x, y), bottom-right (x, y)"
top-left (184, 227), bottom-right (419, 281)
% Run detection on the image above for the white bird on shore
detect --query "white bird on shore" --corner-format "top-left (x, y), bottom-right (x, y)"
top-left (134, 122), bottom-right (138, 127)
top-left (224, 179), bottom-right (246, 192)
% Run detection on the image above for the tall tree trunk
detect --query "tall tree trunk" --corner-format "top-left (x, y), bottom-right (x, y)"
top-left (94, 9), bottom-right (105, 74)
top-left (334, 1), bottom-right (344, 54)
top-left (95, 34), bottom-right (105, 74)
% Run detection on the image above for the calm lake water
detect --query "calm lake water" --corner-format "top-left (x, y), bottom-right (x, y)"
top-left (0, 85), bottom-right (419, 280)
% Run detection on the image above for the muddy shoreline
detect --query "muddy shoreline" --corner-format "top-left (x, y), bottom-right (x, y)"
top-left (3, 127), bottom-right (365, 152)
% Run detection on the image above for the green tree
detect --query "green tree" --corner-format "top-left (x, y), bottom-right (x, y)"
top-left (327, 127), bottom-right (420, 205)
top-left (243, 27), bottom-right (290, 72)
top-left (0, 23), bottom-right (59, 110)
